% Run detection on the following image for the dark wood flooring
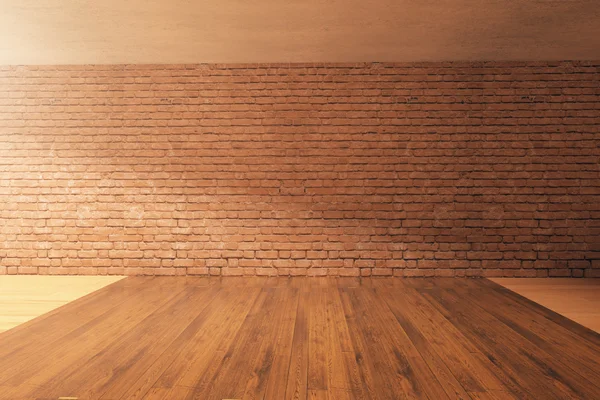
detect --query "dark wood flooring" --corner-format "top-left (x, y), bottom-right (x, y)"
top-left (0, 277), bottom-right (599, 400)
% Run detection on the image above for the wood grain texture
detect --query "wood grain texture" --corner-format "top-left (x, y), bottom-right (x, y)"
top-left (1, 0), bottom-right (599, 64)
top-left (491, 278), bottom-right (600, 333)
top-left (0, 277), bottom-right (599, 399)
top-left (0, 275), bottom-right (124, 333)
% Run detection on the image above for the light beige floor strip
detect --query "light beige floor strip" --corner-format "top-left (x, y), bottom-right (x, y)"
top-left (491, 278), bottom-right (600, 333)
top-left (0, 275), bottom-right (125, 333)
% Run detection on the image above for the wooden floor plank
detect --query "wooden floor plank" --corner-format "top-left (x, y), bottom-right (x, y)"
top-left (143, 386), bottom-right (192, 400)
top-left (0, 276), bottom-right (138, 354)
top-left (468, 390), bottom-right (517, 400)
top-left (341, 284), bottom-right (449, 399)
top-left (0, 277), bottom-right (166, 388)
top-left (327, 285), bottom-right (368, 399)
top-left (419, 286), bottom-right (551, 400)
top-left (26, 278), bottom-right (203, 398)
top-left (484, 278), bottom-right (600, 345)
top-left (116, 280), bottom-right (260, 399)
top-left (374, 279), bottom-right (482, 399)
top-left (398, 279), bottom-right (533, 399)
top-left (0, 275), bottom-right (125, 334)
top-left (490, 278), bottom-right (600, 333)
top-left (187, 282), bottom-right (288, 399)
top-left (308, 285), bottom-right (329, 393)
top-left (285, 279), bottom-right (310, 400)
top-left (263, 281), bottom-right (301, 399)
top-left (0, 276), bottom-right (598, 400)
top-left (75, 282), bottom-right (223, 399)
top-left (161, 289), bottom-right (263, 399)
top-left (457, 279), bottom-right (600, 398)
top-left (422, 279), bottom-right (600, 400)
top-left (241, 282), bottom-right (299, 399)
top-left (464, 279), bottom-right (600, 387)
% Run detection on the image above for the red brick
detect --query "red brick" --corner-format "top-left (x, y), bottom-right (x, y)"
top-left (0, 62), bottom-right (595, 277)
top-left (307, 268), bottom-right (327, 277)
top-left (256, 267), bottom-right (278, 276)
top-left (584, 269), bottom-right (600, 278)
top-left (372, 268), bottom-right (393, 276)
top-left (549, 269), bottom-right (571, 277)
top-left (17, 266), bottom-right (38, 274)
top-left (187, 267), bottom-right (209, 275)
top-left (571, 269), bottom-right (584, 278)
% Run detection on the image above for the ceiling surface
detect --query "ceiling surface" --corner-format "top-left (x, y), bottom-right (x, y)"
top-left (1, 0), bottom-right (599, 64)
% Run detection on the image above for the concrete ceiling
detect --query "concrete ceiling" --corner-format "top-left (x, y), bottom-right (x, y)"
top-left (0, 0), bottom-right (599, 64)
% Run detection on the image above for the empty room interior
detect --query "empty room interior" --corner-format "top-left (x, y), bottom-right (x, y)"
top-left (0, 0), bottom-right (599, 399)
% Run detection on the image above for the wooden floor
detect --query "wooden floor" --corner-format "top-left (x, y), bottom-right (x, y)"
top-left (0, 275), bottom-right (124, 333)
top-left (0, 277), bottom-right (599, 400)
top-left (491, 278), bottom-right (600, 333)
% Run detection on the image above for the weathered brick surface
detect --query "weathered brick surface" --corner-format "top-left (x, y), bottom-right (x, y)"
top-left (0, 62), bottom-right (599, 277)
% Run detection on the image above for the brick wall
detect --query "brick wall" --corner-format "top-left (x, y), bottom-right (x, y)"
top-left (0, 61), bottom-right (599, 277)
